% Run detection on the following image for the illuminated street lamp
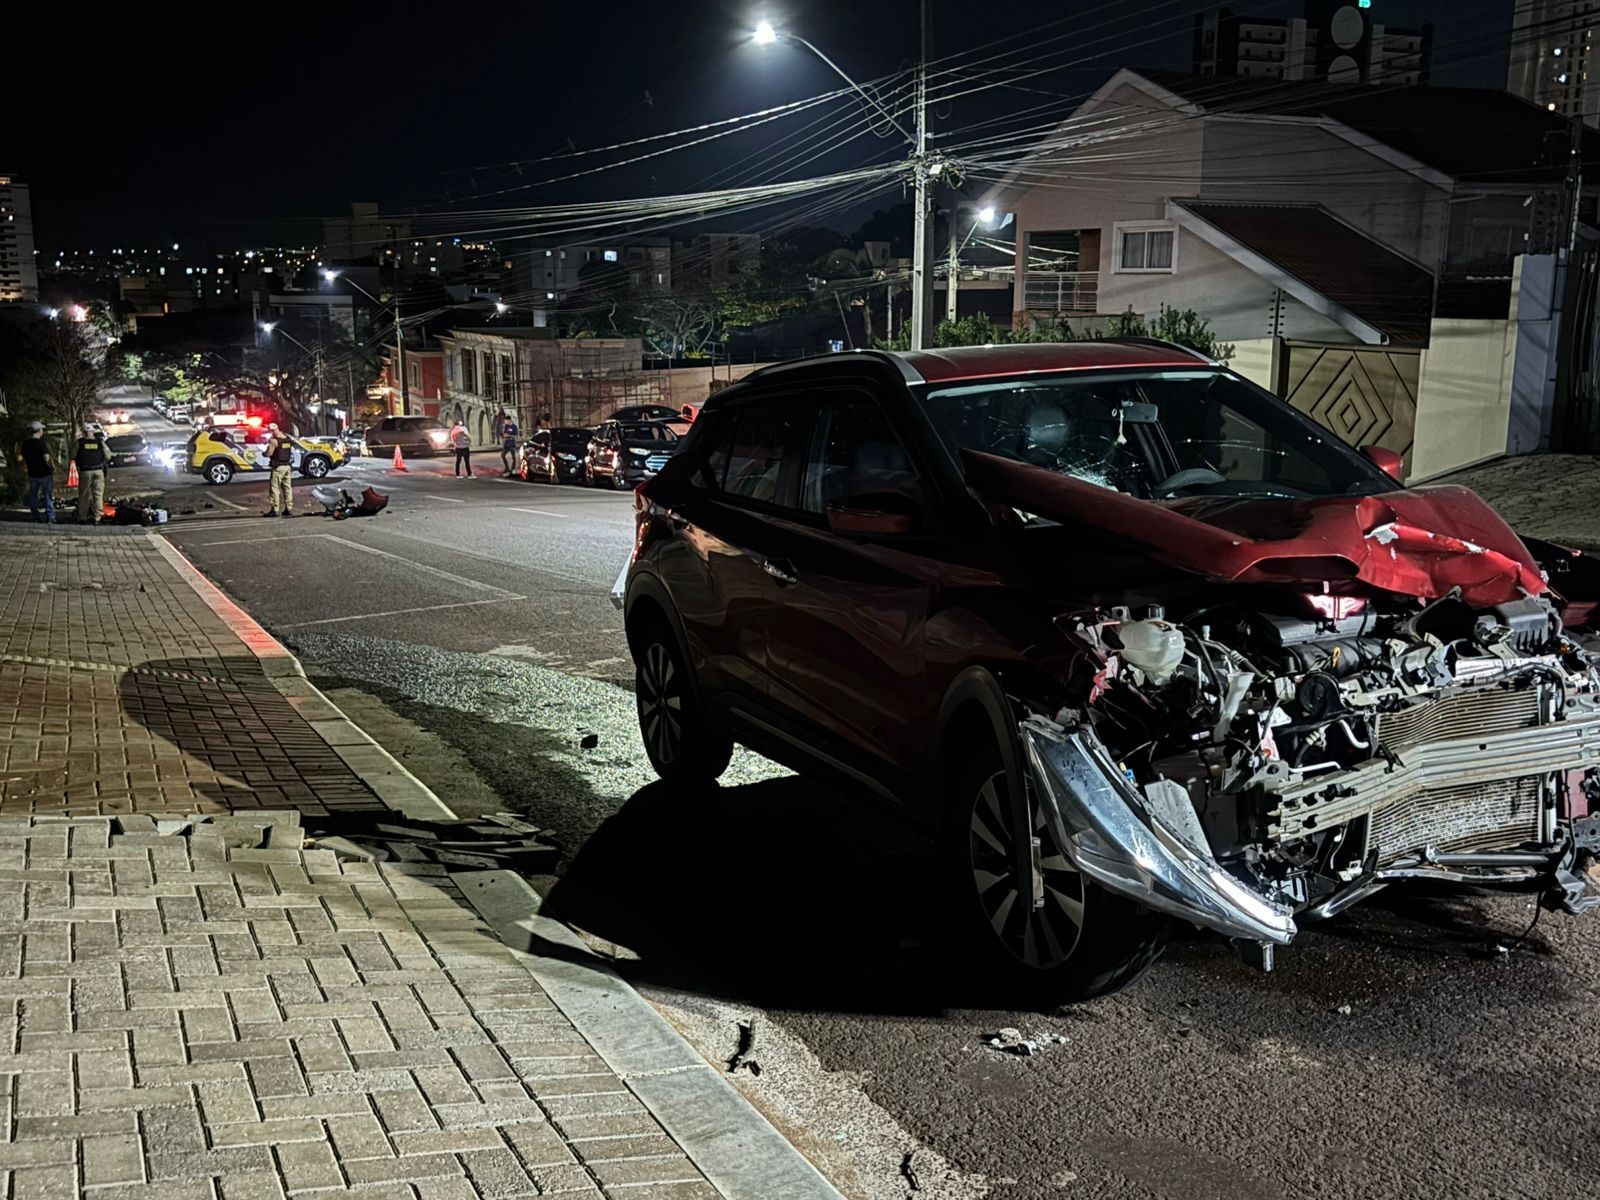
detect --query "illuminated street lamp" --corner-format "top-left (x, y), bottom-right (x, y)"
top-left (324, 268), bottom-right (409, 415)
top-left (751, 15), bottom-right (933, 347)
top-left (945, 205), bottom-right (1008, 321)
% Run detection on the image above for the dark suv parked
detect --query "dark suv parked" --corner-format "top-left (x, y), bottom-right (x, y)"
top-left (620, 343), bottom-right (1600, 1003)
top-left (520, 427), bottom-right (593, 484)
top-left (587, 420), bottom-right (680, 490)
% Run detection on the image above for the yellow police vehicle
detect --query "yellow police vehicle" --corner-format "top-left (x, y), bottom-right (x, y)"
top-left (185, 426), bottom-right (346, 485)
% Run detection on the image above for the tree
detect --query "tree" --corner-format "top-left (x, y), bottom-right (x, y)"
top-left (14, 319), bottom-right (106, 432)
top-left (635, 294), bottom-right (718, 358)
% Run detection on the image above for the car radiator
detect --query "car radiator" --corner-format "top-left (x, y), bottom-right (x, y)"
top-left (1269, 680), bottom-right (1600, 854)
top-left (644, 453), bottom-right (671, 473)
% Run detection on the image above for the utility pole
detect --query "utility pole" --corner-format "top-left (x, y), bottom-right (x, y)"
top-left (393, 293), bottom-right (408, 418)
top-left (314, 345), bottom-right (326, 438)
top-left (909, 0), bottom-right (934, 350)
top-left (946, 211), bottom-right (960, 322)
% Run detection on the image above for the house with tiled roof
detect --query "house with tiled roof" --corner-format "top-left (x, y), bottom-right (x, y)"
top-left (981, 67), bottom-right (1596, 346)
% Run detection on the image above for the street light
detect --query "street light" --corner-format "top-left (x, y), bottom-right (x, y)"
top-left (260, 322), bottom-right (327, 436)
top-left (751, 12), bottom-right (935, 348)
top-left (324, 268), bottom-right (408, 417)
top-left (945, 206), bottom-right (1006, 321)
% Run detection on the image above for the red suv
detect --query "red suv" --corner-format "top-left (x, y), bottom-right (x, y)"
top-left (621, 343), bottom-right (1600, 1002)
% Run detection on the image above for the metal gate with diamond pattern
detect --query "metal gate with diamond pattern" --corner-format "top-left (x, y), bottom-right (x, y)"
top-left (1277, 342), bottom-right (1422, 472)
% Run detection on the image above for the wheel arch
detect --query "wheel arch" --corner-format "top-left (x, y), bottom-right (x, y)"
top-left (934, 663), bottom-right (1058, 832)
top-left (624, 571), bottom-right (710, 712)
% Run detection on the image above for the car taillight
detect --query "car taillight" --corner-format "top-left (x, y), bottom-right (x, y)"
top-left (630, 486), bottom-right (652, 563)
top-left (1304, 594), bottom-right (1367, 621)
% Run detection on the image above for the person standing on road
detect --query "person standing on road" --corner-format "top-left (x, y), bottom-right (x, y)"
top-left (18, 421), bottom-right (56, 524)
top-left (499, 413), bottom-right (519, 475)
top-left (71, 422), bottom-right (110, 525)
top-left (262, 423), bottom-right (297, 517)
top-left (450, 419), bottom-right (472, 477)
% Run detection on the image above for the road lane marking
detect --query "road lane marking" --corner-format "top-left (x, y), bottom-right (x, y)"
top-left (209, 494), bottom-right (249, 511)
top-left (422, 494), bottom-right (466, 502)
top-left (276, 595), bottom-right (525, 628)
top-left (322, 535), bottom-right (520, 596)
top-left (508, 507), bottom-right (568, 518)
top-left (180, 534), bottom-right (331, 548)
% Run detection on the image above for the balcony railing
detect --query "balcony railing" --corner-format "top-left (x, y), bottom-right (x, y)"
top-left (1023, 270), bottom-right (1099, 314)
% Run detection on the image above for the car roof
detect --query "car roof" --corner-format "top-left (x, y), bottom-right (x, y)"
top-left (900, 341), bottom-right (1209, 383)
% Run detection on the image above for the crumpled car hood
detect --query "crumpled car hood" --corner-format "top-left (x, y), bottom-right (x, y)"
top-left (963, 451), bottom-right (1547, 607)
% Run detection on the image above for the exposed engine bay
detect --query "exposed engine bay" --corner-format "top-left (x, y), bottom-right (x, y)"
top-left (1024, 586), bottom-right (1600, 962)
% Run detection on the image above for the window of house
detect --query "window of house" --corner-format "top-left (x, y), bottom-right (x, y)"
top-left (1116, 224), bottom-right (1176, 272)
top-left (409, 362), bottom-right (421, 389)
top-left (604, 249), bottom-right (619, 262)
top-left (480, 351), bottom-right (493, 394)
top-left (460, 348), bottom-right (476, 394)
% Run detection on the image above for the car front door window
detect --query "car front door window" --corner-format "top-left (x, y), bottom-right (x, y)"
top-left (801, 393), bottom-right (921, 515)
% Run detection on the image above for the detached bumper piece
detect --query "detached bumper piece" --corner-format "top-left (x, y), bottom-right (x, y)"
top-left (1020, 717), bottom-right (1297, 946)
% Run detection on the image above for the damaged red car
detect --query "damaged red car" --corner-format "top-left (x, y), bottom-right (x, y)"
top-left (620, 342), bottom-right (1600, 1003)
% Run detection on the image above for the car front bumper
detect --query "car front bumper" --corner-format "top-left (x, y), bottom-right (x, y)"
top-left (1019, 717), bottom-right (1298, 946)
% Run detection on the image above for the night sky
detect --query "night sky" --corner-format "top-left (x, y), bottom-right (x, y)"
top-left (13, 0), bottom-right (1509, 251)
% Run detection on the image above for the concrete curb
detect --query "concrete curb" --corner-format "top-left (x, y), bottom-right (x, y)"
top-left (455, 869), bottom-right (847, 1200)
top-left (146, 531), bottom-right (455, 821)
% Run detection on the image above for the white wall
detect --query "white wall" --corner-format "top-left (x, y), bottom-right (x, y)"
top-left (1227, 337), bottom-right (1282, 389)
top-left (1408, 318), bottom-right (1519, 480)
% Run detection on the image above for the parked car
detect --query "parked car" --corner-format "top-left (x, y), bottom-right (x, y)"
top-left (153, 397), bottom-right (169, 417)
top-left (364, 415), bottom-right (451, 457)
top-left (338, 428), bottom-right (368, 457)
top-left (619, 342), bottom-right (1600, 1003)
top-left (165, 403), bottom-right (191, 424)
top-left (587, 420), bottom-right (680, 490)
top-left (520, 426), bottom-right (593, 484)
top-left (105, 433), bottom-right (149, 466)
top-left (106, 408), bottom-right (130, 426)
top-left (186, 427), bottom-right (344, 485)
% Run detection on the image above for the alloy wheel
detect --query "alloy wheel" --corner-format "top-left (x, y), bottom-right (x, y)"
top-left (638, 642), bottom-right (683, 765)
top-left (968, 771), bottom-right (1084, 969)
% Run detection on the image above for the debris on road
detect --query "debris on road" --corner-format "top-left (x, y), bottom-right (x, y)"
top-left (901, 1150), bottom-right (921, 1192)
top-left (726, 1018), bottom-right (762, 1076)
top-left (580, 732), bottom-right (600, 749)
top-left (307, 810), bottom-right (560, 873)
top-left (1336, 1004), bottom-right (1353, 1015)
top-left (984, 1028), bottom-right (1069, 1057)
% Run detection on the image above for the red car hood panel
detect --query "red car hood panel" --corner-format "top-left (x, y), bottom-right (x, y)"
top-left (963, 451), bottom-right (1547, 607)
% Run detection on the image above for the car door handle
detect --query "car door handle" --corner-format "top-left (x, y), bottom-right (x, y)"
top-left (761, 558), bottom-right (799, 586)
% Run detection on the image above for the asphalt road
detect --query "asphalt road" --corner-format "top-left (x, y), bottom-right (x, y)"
top-left (122, 387), bottom-right (1600, 1199)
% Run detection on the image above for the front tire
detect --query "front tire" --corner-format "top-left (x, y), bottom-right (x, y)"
top-left (632, 617), bottom-right (732, 785)
top-left (942, 745), bottom-right (1166, 1006)
top-left (612, 468), bottom-right (631, 491)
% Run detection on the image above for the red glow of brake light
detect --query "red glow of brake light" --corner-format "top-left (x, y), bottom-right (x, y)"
top-left (1305, 594), bottom-right (1367, 620)
top-left (630, 485), bottom-right (651, 564)
top-left (246, 416), bottom-right (263, 427)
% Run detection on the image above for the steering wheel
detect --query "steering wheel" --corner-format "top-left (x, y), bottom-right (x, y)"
top-left (1154, 467), bottom-right (1227, 496)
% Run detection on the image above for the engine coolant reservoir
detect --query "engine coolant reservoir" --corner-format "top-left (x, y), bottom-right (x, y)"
top-left (1117, 619), bottom-right (1185, 685)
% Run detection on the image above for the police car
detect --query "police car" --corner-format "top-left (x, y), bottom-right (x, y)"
top-left (185, 426), bottom-right (345, 485)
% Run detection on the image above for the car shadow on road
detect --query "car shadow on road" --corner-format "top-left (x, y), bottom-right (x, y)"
top-left (539, 774), bottom-right (988, 1014)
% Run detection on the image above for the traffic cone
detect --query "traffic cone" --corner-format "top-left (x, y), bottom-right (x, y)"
top-left (66, 462), bottom-right (79, 488)
top-left (392, 445), bottom-right (408, 472)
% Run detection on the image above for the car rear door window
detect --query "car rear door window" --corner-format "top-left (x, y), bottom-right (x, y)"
top-left (722, 402), bottom-right (796, 504)
top-left (800, 393), bottom-right (920, 514)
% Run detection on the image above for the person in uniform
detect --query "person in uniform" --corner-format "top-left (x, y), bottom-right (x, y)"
top-left (263, 423), bottom-right (296, 517)
top-left (72, 422), bottom-right (110, 525)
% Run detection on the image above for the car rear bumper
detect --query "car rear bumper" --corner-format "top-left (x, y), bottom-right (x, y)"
top-left (1020, 717), bottom-right (1298, 945)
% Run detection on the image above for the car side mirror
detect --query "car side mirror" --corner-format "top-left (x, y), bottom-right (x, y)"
top-left (1360, 444), bottom-right (1405, 482)
top-left (826, 490), bottom-right (921, 536)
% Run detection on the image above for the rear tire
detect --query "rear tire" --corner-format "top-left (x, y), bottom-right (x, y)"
top-left (941, 739), bottom-right (1166, 1007)
top-left (632, 616), bottom-right (732, 785)
top-left (301, 455), bottom-right (331, 478)
top-left (203, 460), bottom-right (234, 485)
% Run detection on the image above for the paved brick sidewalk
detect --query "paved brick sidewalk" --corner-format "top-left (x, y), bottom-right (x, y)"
top-left (0, 528), bottom-right (377, 818)
top-left (0, 526), bottom-right (729, 1199)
